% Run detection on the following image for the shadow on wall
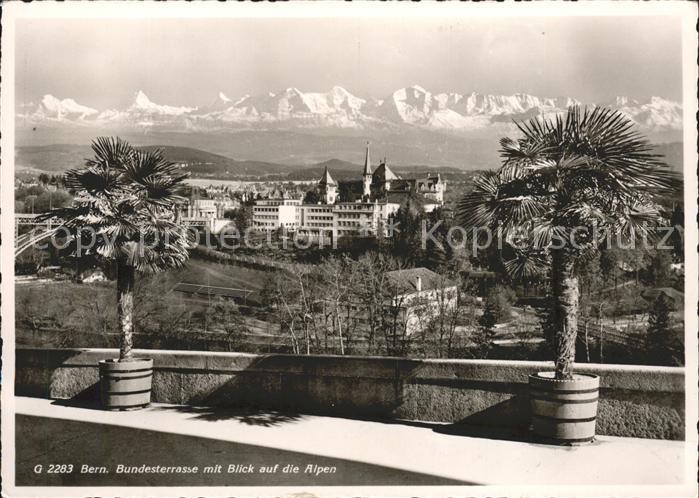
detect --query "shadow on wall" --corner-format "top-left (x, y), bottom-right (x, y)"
top-left (16, 349), bottom-right (685, 441)
top-left (434, 398), bottom-right (533, 443)
top-left (14, 348), bottom-right (95, 399)
top-left (153, 355), bottom-right (418, 421)
top-left (46, 354), bottom-right (532, 442)
top-left (394, 360), bottom-right (532, 441)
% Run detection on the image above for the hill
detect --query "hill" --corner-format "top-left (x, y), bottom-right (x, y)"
top-left (137, 145), bottom-right (290, 177)
top-left (14, 141), bottom-right (684, 182)
top-left (15, 144), bottom-right (291, 178)
top-left (15, 143), bottom-right (472, 181)
top-left (15, 127), bottom-right (505, 171)
top-left (15, 144), bottom-right (92, 173)
top-left (651, 142), bottom-right (683, 172)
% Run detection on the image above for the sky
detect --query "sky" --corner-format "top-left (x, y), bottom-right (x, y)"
top-left (15, 16), bottom-right (682, 110)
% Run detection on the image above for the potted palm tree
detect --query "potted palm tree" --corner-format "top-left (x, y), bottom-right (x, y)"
top-left (46, 137), bottom-right (191, 410)
top-left (458, 106), bottom-right (679, 443)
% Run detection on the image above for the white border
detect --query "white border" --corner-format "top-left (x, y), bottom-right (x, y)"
top-left (679, 3), bottom-right (699, 491)
top-left (2, 2), bottom-right (697, 497)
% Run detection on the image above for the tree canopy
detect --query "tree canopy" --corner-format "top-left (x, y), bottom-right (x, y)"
top-left (458, 106), bottom-right (680, 378)
top-left (46, 137), bottom-right (192, 273)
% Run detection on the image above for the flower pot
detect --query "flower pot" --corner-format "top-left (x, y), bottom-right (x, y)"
top-left (528, 371), bottom-right (599, 444)
top-left (99, 358), bottom-right (153, 410)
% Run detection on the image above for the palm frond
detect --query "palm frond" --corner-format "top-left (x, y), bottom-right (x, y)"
top-left (43, 137), bottom-right (192, 273)
top-left (456, 105), bottom-right (680, 281)
top-left (457, 170), bottom-right (501, 229)
top-left (86, 136), bottom-right (134, 171)
top-left (503, 248), bottom-right (549, 280)
top-left (612, 200), bottom-right (664, 244)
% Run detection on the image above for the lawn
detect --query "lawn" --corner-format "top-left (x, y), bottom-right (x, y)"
top-left (166, 258), bottom-right (268, 292)
top-left (15, 256), bottom-right (279, 350)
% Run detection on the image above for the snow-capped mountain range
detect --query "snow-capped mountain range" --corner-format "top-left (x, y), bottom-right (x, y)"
top-left (18, 85), bottom-right (683, 133)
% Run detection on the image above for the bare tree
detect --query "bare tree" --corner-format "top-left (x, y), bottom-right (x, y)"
top-left (380, 280), bottom-right (415, 357)
top-left (421, 274), bottom-right (462, 358)
top-left (208, 298), bottom-right (249, 352)
top-left (322, 257), bottom-right (358, 355)
top-left (264, 264), bottom-right (323, 354)
top-left (352, 254), bottom-right (400, 354)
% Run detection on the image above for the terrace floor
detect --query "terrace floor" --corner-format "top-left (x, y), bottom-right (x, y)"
top-left (13, 396), bottom-right (686, 488)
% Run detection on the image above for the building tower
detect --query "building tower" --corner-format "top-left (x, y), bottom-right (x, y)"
top-left (362, 142), bottom-right (372, 200)
top-left (318, 166), bottom-right (337, 204)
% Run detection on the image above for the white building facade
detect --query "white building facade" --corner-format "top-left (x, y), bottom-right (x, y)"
top-left (385, 267), bottom-right (459, 334)
top-left (252, 198), bottom-right (302, 231)
top-left (183, 197), bottom-right (239, 219)
top-left (251, 144), bottom-right (445, 239)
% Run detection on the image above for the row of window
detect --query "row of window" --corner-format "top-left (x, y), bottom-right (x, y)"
top-left (337, 213), bottom-right (368, 220)
top-left (304, 222), bottom-right (334, 228)
top-left (336, 204), bottom-right (373, 211)
top-left (337, 221), bottom-right (364, 227)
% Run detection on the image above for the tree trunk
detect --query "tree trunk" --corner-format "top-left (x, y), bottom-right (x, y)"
top-left (367, 305), bottom-right (375, 353)
top-left (551, 249), bottom-right (579, 379)
top-left (287, 319), bottom-right (299, 354)
top-left (304, 321), bottom-right (310, 355)
top-left (335, 305), bottom-right (345, 355)
top-left (117, 262), bottom-right (136, 362)
top-left (599, 322), bottom-right (604, 363)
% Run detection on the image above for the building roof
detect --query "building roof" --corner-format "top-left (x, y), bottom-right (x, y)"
top-left (385, 267), bottom-right (457, 295)
top-left (385, 179), bottom-right (415, 192)
top-left (318, 166), bottom-right (336, 186)
top-left (373, 161), bottom-right (400, 181)
top-left (363, 142), bottom-right (372, 176)
top-left (463, 270), bottom-right (498, 279)
top-left (383, 191), bottom-right (427, 208)
top-left (414, 176), bottom-right (441, 191)
top-left (641, 287), bottom-right (684, 304)
top-left (267, 188), bottom-right (285, 199)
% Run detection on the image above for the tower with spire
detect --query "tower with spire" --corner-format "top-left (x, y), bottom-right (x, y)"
top-left (362, 141), bottom-right (372, 200)
top-left (317, 166), bottom-right (337, 204)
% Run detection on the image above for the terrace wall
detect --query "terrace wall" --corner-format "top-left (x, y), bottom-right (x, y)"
top-left (15, 348), bottom-right (685, 440)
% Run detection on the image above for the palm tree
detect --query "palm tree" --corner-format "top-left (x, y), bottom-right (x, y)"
top-left (458, 106), bottom-right (680, 379)
top-left (43, 137), bottom-right (191, 361)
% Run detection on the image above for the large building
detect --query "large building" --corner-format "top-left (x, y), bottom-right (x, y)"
top-left (252, 197), bottom-right (303, 231)
top-left (364, 146), bottom-right (446, 211)
top-left (181, 195), bottom-right (239, 219)
top-left (251, 144), bottom-right (446, 239)
top-left (384, 267), bottom-right (458, 334)
top-left (326, 267), bottom-right (459, 335)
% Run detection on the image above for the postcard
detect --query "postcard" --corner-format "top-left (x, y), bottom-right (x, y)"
top-left (1, 2), bottom-right (697, 497)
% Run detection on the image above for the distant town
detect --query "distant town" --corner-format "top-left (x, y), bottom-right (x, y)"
top-left (14, 136), bottom-right (685, 369)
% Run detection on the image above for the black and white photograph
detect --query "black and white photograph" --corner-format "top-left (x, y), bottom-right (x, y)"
top-left (1, 2), bottom-right (697, 497)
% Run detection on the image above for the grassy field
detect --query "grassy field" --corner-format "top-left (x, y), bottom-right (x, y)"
top-left (15, 256), bottom-right (278, 349)
top-left (166, 258), bottom-right (268, 293)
